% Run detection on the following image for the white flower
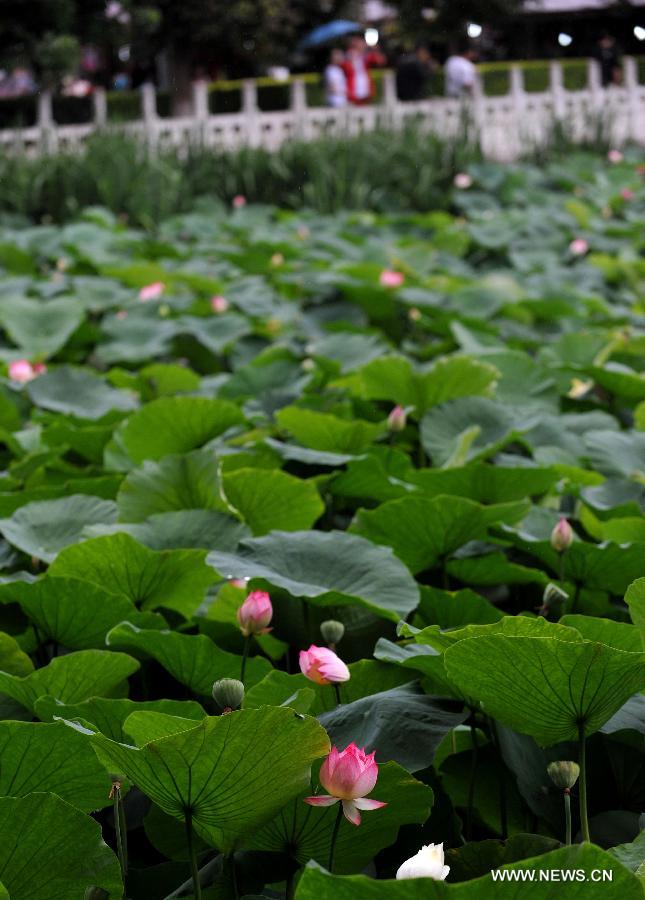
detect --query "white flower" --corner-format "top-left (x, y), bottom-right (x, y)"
top-left (453, 173), bottom-right (473, 189)
top-left (396, 843), bottom-right (450, 881)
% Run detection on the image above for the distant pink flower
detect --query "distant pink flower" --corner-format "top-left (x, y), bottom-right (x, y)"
top-left (551, 517), bottom-right (573, 552)
top-left (408, 307), bottom-right (422, 322)
top-left (387, 404), bottom-right (407, 432)
top-left (569, 238), bottom-right (588, 256)
top-left (299, 645), bottom-right (350, 685)
top-left (138, 281), bottom-right (164, 301)
top-left (304, 744), bottom-right (387, 825)
top-left (237, 590), bottom-right (273, 636)
top-left (232, 195), bottom-right (246, 208)
top-left (454, 172), bottom-right (473, 189)
top-left (115, 310), bottom-right (128, 320)
top-left (8, 360), bottom-right (45, 383)
top-left (210, 295), bottom-right (229, 313)
top-left (607, 149), bottom-right (623, 164)
top-left (379, 269), bottom-right (404, 288)
top-left (620, 188), bottom-right (634, 201)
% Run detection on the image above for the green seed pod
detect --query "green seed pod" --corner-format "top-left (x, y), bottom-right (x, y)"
top-left (320, 619), bottom-right (345, 645)
top-left (547, 760), bottom-right (580, 790)
top-left (212, 678), bottom-right (245, 711)
top-left (542, 582), bottom-right (569, 606)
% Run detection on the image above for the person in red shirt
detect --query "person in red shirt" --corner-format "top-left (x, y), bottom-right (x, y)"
top-left (341, 35), bottom-right (386, 105)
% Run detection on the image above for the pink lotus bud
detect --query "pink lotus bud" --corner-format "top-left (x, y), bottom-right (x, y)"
top-left (237, 590), bottom-right (273, 636)
top-left (270, 253), bottom-right (284, 267)
top-left (550, 517), bottom-right (573, 553)
top-left (299, 645), bottom-right (350, 685)
top-left (569, 238), bottom-right (588, 256)
top-left (138, 281), bottom-right (164, 301)
top-left (304, 744), bottom-right (387, 825)
top-left (607, 149), bottom-right (623, 164)
top-left (232, 194), bottom-right (246, 208)
top-left (379, 269), bottom-right (404, 288)
top-left (9, 360), bottom-right (38, 383)
top-left (620, 188), bottom-right (634, 201)
top-left (210, 295), bottom-right (229, 314)
top-left (396, 843), bottom-right (450, 880)
top-left (454, 172), bottom-right (473, 189)
top-left (387, 404), bottom-right (407, 432)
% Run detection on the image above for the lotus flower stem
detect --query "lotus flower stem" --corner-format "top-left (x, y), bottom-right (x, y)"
top-left (113, 784), bottom-right (127, 879)
top-left (578, 724), bottom-right (590, 842)
top-left (328, 802), bottom-right (343, 873)
top-left (185, 809), bottom-right (202, 900)
top-left (466, 718), bottom-right (479, 840)
top-left (240, 635), bottom-right (251, 684)
top-left (558, 553), bottom-right (565, 585)
top-left (333, 683), bottom-right (342, 706)
top-left (564, 789), bottom-right (572, 845)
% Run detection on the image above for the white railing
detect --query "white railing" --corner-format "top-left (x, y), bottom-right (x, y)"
top-left (1, 58), bottom-right (644, 161)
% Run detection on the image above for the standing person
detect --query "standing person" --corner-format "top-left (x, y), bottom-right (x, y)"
top-left (324, 48), bottom-right (347, 107)
top-left (342, 35), bottom-right (386, 105)
top-left (396, 44), bottom-right (434, 101)
top-left (444, 42), bottom-right (477, 98)
top-left (594, 33), bottom-right (622, 87)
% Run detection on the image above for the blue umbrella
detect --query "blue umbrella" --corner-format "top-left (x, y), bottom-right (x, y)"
top-left (298, 20), bottom-right (362, 51)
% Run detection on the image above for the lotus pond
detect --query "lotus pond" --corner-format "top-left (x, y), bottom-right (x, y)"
top-left (0, 151), bottom-right (643, 899)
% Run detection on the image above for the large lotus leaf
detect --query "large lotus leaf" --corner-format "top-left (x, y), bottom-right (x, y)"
top-left (588, 364), bottom-right (645, 402)
top-left (0, 793), bottom-right (122, 900)
top-left (559, 614), bottom-right (641, 652)
top-left (417, 586), bottom-right (503, 628)
top-left (116, 448), bottom-right (229, 522)
top-left (444, 635), bottom-right (645, 745)
top-left (49, 532), bottom-right (218, 617)
top-left (85, 707), bottom-right (330, 852)
top-left (207, 530), bottom-right (420, 622)
top-left (580, 479), bottom-right (645, 520)
top-left (408, 463), bottom-right (558, 503)
top-left (309, 331), bottom-right (391, 373)
top-left (421, 397), bottom-right (531, 466)
top-left (250, 761), bottom-right (432, 875)
top-left (0, 494), bottom-right (118, 562)
top-left (0, 720), bottom-right (112, 810)
top-left (86, 509), bottom-right (250, 551)
top-left (36, 696), bottom-right (205, 740)
top-left (447, 551), bottom-right (549, 588)
top-left (264, 437), bottom-right (358, 467)
top-left (609, 830), bottom-right (645, 875)
top-left (583, 430), bottom-right (645, 479)
top-left (626, 578), bottom-right (645, 648)
top-left (294, 843), bottom-right (643, 899)
top-left (118, 396), bottom-right (244, 463)
top-left (27, 365), bottom-right (137, 419)
top-left (0, 631), bottom-right (33, 676)
top-left (350, 495), bottom-right (528, 574)
top-left (318, 683), bottom-right (467, 773)
top-left (276, 406), bottom-right (384, 453)
top-left (0, 649), bottom-right (139, 715)
top-left (177, 313), bottom-right (250, 354)
top-left (106, 622), bottom-right (272, 693)
top-left (0, 296), bottom-right (84, 357)
top-left (222, 467), bottom-right (324, 535)
top-left (0, 576), bottom-right (163, 650)
top-left (96, 313), bottom-right (176, 365)
top-left (446, 834), bottom-right (561, 882)
top-left (476, 349), bottom-right (558, 412)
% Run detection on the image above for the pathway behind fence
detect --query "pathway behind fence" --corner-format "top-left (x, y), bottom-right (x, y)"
top-left (2, 59), bottom-right (644, 160)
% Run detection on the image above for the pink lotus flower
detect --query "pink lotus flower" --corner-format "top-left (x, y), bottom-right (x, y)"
top-left (299, 645), bottom-right (350, 685)
top-left (607, 149), bottom-right (623, 164)
top-left (620, 188), bottom-right (634, 201)
top-left (379, 269), bottom-right (404, 288)
top-left (237, 590), bottom-right (272, 636)
top-left (304, 744), bottom-right (387, 825)
top-left (569, 238), bottom-right (588, 256)
top-left (138, 281), bottom-right (164, 301)
top-left (8, 360), bottom-right (45, 383)
top-left (551, 517), bottom-right (573, 552)
top-left (210, 295), bottom-right (229, 314)
top-left (387, 404), bottom-right (407, 432)
top-left (232, 194), bottom-right (246, 209)
top-left (454, 172), bottom-right (473, 189)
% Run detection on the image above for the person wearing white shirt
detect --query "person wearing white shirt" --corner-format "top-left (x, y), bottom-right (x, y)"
top-left (444, 44), bottom-right (477, 98)
top-left (325, 48), bottom-right (348, 107)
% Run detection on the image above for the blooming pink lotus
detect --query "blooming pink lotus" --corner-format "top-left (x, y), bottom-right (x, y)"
top-left (210, 295), bottom-right (229, 313)
top-left (237, 590), bottom-right (273, 636)
top-left (232, 194), bottom-right (246, 209)
top-left (379, 269), bottom-right (405, 288)
top-left (138, 281), bottom-right (165, 301)
top-left (304, 744), bottom-right (387, 825)
top-left (8, 360), bottom-right (45, 383)
top-left (387, 404), bottom-right (407, 432)
top-left (551, 517), bottom-right (573, 552)
top-left (299, 645), bottom-right (350, 685)
top-left (454, 172), bottom-right (473, 189)
top-left (607, 149), bottom-right (623, 164)
top-left (569, 238), bottom-right (588, 256)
